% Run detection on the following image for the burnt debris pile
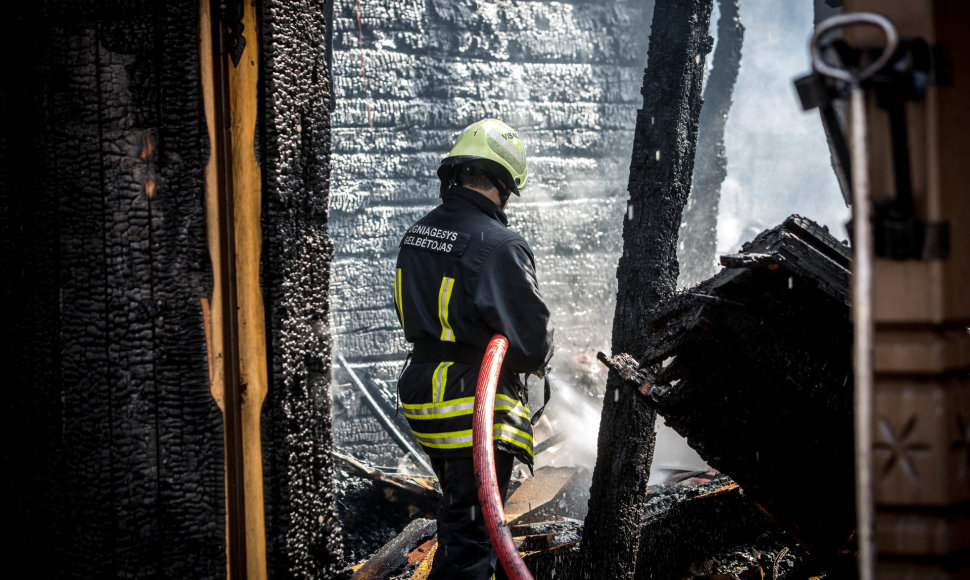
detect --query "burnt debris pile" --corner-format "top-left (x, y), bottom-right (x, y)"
top-left (637, 476), bottom-right (810, 579)
top-left (602, 215), bottom-right (856, 562)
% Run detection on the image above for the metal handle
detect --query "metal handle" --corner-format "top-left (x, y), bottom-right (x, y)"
top-left (811, 12), bottom-right (899, 84)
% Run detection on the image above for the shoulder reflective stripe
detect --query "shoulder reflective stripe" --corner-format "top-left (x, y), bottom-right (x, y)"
top-left (394, 268), bottom-right (404, 331)
top-left (403, 398), bottom-right (475, 420)
top-left (438, 276), bottom-right (456, 342)
top-left (495, 394), bottom-right (532, 420)
top-left (412, 429), bottom-right (473, 449)
top-left (432, 361), bottom-right (452, 404)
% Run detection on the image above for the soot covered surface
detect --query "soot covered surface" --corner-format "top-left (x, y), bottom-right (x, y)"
top-left (621, 215), bottom-right (855, 559)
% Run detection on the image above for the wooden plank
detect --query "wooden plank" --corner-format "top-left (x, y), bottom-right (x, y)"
top-left (504, 466), bottom-right (578, 524)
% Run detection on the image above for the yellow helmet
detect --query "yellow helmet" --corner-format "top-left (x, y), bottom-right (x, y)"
top-left (437, 118), bottom-right (529, 196)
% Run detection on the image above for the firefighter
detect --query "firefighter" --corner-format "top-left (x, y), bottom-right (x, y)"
top-left (393, 118), bottom-right (554, 579)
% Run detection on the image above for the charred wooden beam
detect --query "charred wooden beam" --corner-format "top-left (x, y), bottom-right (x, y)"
top-left (581, 2), bottom-right (714, 577)
top-left (257, 1), bottom-right (344, 577)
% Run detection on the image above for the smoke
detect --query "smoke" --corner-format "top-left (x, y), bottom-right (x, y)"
top-left (534, 0), bottom-right (850, 480)
top-left (718, 0), bottom-right (850, 253)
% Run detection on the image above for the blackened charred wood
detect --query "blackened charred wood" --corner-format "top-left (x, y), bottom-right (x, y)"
top-left (596, 352), bottom-right (659, 399)
top-left (350, 518), bottom-right (437, 580)
top-left (259, 2), bottom-right (344, 576)
top-left (2, 3), bottom-right (344, 577)
top-left (679, 0), bottom-right (745, 287)
top-left (580, 1), bottom-right (714, 578)
top-left (719, 252), bottom-right (783, 269)
top-left (635, 479), bottom-right (784, 578)
top-left (632, 216), bottom-right (855, 557)
top-left (3, 4), bottom-right (225, 577)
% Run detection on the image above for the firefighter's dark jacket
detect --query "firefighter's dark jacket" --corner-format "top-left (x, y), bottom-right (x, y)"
top-left (393, 186), bottom-right (553, 466)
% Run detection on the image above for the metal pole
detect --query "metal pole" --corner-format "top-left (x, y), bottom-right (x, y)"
top-left (810, 14), bottom-right (897, 580)
top-left (337, 354), bottom-right (434, 475)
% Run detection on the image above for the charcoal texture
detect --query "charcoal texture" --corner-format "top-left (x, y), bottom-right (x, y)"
top-left (637, 216), bottom-right (855, 558)
top-left (2, 2), bottom-right (342, 577)
top-left (3, 2), bottom-right (224, 577)
top-left (260, 2), bottom-right (343, 577)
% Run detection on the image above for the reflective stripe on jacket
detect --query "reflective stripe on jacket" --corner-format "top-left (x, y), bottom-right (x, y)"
top-left (394, 186), bottom-right (553, 466)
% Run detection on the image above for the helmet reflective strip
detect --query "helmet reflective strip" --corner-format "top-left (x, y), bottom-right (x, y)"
top-left (393, 268), bottom-right (404, 331)
top-left (438, 276), bottom-right (456, 342)
top-left (486, 128), bottom-right (526, 174)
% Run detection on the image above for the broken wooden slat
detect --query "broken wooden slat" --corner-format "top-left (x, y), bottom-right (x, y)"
top-left (351, 518), bottom-right (437, 580)
top-left (334, 451), bottom-right (440, 500)
top-left (406, 538), bottom-right (436, 565)
top-left (406, 541), bottom-right (436, 580)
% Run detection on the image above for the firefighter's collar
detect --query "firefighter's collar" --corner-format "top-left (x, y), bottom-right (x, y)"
top-left (445, 186), bottom-right (509, 226)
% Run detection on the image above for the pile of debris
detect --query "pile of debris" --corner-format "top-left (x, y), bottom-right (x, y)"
top-left (336, 464), bottom-right (590, 579)
top-left (602, 215), bottom-right (857, 568)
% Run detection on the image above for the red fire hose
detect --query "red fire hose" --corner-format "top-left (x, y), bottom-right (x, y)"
top-left (473, 334), bottom-right (534, 580)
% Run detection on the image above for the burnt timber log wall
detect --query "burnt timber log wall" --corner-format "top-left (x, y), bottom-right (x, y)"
top-left (327, 0), bottom-right (654, 465)
top-left (1, 2), bottom-right (341, 577)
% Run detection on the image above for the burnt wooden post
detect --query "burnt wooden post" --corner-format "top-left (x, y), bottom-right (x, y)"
top-left (1, 2), bottom-right (341, 577)
top-left (580, 1), bottom-right (713, 578)
top-left (259, 0), bottom-right (344, 577)
top-left (678, 0), bottom-right (744, 287)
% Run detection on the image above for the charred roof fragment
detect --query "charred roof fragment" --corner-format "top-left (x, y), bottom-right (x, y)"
top-left (601, 215), bottom-right (855, 563)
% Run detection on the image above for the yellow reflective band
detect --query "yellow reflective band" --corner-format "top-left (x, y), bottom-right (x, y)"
top-left (412, 424), bottom-right (534, 455)
top-left (412, 428), bottom-right (473, 449)
top-left (493, 424), bottom-right (534, 456)
top-left (401, 396), bottom-right (476, 411)
top-left (403, 395), bottom-right (530, 421)
top-left (394, 268), bottom-right (405, 331)
top-left (403, 397), bottom-right (475, 420)
top-left (432, 361), bottom-right (452, 403)
top-left (495, 394), bottom-right (532, 421)
top-left (438, 276), bottom-right (456, 342)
